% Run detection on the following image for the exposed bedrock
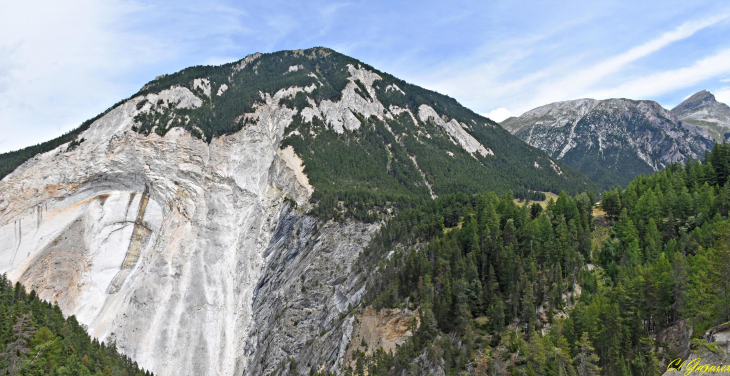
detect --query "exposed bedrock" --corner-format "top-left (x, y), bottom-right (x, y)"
top-left (0, 85), bottom-right (329, 375)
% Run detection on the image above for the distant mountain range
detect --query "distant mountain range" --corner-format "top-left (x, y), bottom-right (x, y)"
top-left (501, 93), bottom-right (719, 189)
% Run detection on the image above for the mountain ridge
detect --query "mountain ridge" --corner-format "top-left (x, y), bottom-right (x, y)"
top-left (501, 97), bottom-right (714, 189)
top-left (2, 47), bottom-right (595, 221)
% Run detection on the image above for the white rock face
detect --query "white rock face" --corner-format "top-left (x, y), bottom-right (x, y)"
top-left (0, 85), bottom-right (315, 376)
top-left (418, 105), bottom-right (494, 157)
top-left (232, 52), bottom-right (262, 73)
top-left (275, 146), bottom-right (314, 205)
top-left (217, 83), bottom-right (228, 96)
top-left (304, 65), bottom-right (387, 133)
top-left (140, 86), bottom-right (204, 112)
top-left (385, 84), bottom-right (405, 95)
top-left (193, 78), bottom-right (211, 97)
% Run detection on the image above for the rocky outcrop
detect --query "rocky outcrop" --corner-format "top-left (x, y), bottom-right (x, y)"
top-left (418, 105), bottom-right (494, 157)
top-left (345, 306), bottom-right (418, 368)
top-left (654, 318), bottom-right (694, 368)
top-left (244, 210), bottom-right (379, 375)
top-left (501, 98), bottom-right (714, 189)
top-left (662, 323), bottom-right (730, 376)
top-left (671, 90), bottom-right (730, 142)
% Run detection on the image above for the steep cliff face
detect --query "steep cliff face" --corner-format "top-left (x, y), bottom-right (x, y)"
top-left (0, 83), bottom-right (318, 375)
top-left (245, 210), bottom-right (380, 375)
top-left (671, 90), bottom-right (730, 142)
top-left (501, 98), bottom-right (714, 189)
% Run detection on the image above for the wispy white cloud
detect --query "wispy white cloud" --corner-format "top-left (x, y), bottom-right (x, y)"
top-left (0, 0), bottom-right (170, 152)
top-left (417, 12), bottom-right (730, 117)
top-left (587, 49), bottom-right (730, 99)
top-left (529, 14), bottom-right (730, 106)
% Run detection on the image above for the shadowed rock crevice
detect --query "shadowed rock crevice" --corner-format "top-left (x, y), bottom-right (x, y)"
top-left (108, 186), bottom-right (152, 294)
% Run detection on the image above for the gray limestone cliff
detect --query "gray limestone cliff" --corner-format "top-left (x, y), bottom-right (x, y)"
top-left (662, 323), bottom-right (730, 376)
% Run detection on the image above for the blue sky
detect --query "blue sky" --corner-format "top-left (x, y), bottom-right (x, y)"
top-left (1, 0), bottom-right (729, 153)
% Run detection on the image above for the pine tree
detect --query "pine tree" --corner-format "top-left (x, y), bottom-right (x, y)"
top-left (551, 337), bottom-right (575, 376)
top-left (0, 313), bottom-right (36, 376)
top-left (574, 332), bottom-right (600, 376)
top-left (601, 189), bottom-right (622, 220)
top-left (523, 281), bottom-right (536, 334)
top-left (527, 331), bottom-right (547, 374)
top-left (644, 218), bottom-right (660, 262)
top-left (489, 298), bottom-right (505, 335)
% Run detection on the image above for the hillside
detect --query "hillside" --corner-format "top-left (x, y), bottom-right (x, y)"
top-left (501, 98), bottom-right (714, 190)
top-left (671, 90), bottom-right (730, 142)
top-left (0, 275), bottom-right (152, 375)
top-left (346, 142), bottom-right (730, 375)
top-left (1, 46), bottom-right (728, 375)
top-left (0, 48), bottom-right (593, 218)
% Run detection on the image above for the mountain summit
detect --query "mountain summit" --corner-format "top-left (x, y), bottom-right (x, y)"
top-left (0, 47), bottom-right (592, 376)
top-left (671, 90), bottom-right (730, 142)
top-left (501, 98), bottom-right (714, 189)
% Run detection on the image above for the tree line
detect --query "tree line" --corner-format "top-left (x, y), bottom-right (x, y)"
top-left (0, 275), bottom-right (152, 376)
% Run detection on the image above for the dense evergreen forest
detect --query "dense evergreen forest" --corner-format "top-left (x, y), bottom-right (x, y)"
top-left (0, 276), bottom-right (152, 376)
top-left (334, 143), bottom-right (730, 376)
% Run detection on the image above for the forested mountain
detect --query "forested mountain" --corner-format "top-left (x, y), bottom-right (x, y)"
top-left (671, 90), bottom-right (730, 142)
top-left (340, 142), bottom-right (730, 376)
top-left (0, 275), bottom-right (152, 376)
top-left (501, 98), bottom-right (714, 190)
top-left (0, 47), bottom-right (592, 376)
top-left (0, 48), bottom-right (594, 217)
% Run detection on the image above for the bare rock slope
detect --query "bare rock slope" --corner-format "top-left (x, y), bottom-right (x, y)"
top-left (662, 323), bottom-right (730, 376)
top-left (502, 98), bottom-right (714, 189)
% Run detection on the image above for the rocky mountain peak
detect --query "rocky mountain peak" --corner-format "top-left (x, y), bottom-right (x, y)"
top-left (671, 90), bottom-right (730, 141)
top-left (672, 90), bottom-right (723, 117)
